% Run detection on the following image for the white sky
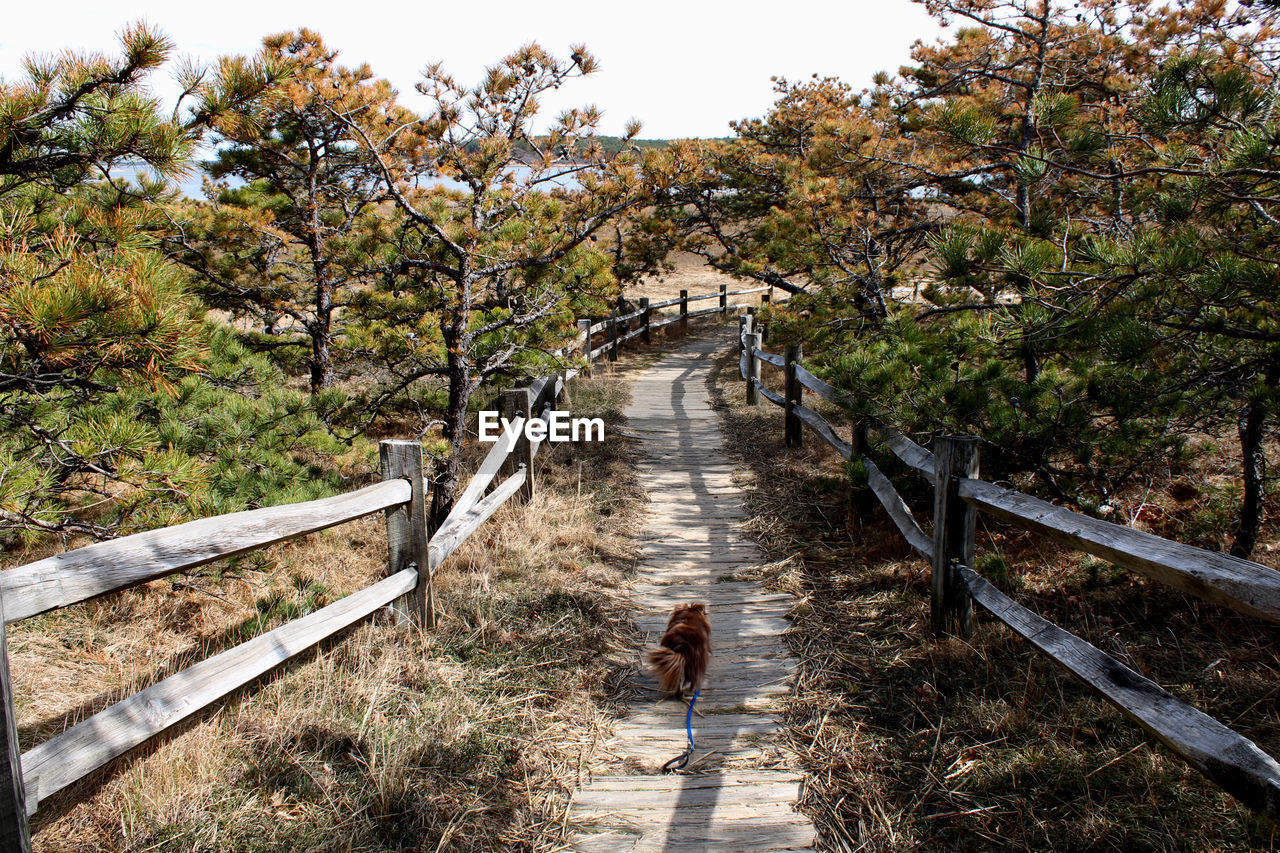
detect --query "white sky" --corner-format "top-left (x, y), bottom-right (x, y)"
top-left (0, 0), bottom-right (943, 138)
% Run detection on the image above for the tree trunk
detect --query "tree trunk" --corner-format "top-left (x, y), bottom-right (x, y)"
top-left (1231, 363), bottom-right (1278, 559)
top-left (309, 324), bottom-right (331, 392)
top-left (429, 311), bottom-right (473, 530)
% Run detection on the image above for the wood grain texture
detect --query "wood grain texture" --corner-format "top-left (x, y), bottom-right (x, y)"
top-left (754, 351), bottom-right (785, 368)
top-left (863, 456), bottom-right (931, 558)
top-left (962, 565), bottom-right (1280, 820)
top-left (932, 436), bottom-right (978, 638)
top-left (792, 404), bottom-right (852, 458)
top-left (686, 305), bottom-right (727, 321)
top-left (792, 364), bottom-right (853, 408)
top-left (570, 330), bottom-right (814, 851)
top-left (960, 478), bottom-right (1280, 624)
top-left (617, 325), bottom-right (646, 347)
top-left (21, 569), bottom-right (417, 813)
top-left (429, 468), bottom-right (526, 568)
top-left (501, 389), bottom-right (534, 502)
top-left (751, 378), bottom-right (786, 408)
top-left (2, 479), bottom-right (411, 625)
top-left (451, 416), bottom-right (524, 518)
top-left (880, 425), bottom-right (936, 482)
top-left (380, 440), bottom-right (432, 627)
top-left (0, 589), bottom-right (29, 851)
top-left (614, 305), bottom-right (647, 324)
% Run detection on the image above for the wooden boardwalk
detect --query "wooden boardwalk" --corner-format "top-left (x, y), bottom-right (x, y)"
top-left (570, 333), bottom-right (816, 852)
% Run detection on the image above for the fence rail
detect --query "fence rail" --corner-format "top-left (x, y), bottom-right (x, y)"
top-left (737, 318), bottom-right (1280, 823)
top-left (0, 282), bottom-right (770, 847)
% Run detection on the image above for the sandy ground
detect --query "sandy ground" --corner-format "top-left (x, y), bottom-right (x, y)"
top-left (627, 252), bottom-right (773, 306)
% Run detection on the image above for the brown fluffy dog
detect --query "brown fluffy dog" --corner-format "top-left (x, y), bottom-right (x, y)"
top-left (645, 603), bottom-right (711, 697)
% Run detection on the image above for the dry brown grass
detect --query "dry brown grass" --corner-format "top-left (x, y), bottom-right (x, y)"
top-left (707, 345), bottom-right (1280, 852)
top-left (628, 251), bottom-right (768, 305)
top-left (9, 364), bottom-right (657, 852)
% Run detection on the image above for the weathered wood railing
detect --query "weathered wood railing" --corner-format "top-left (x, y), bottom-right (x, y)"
top-left (737, 317), bottom-right (1280, 823)
top-left (0, 286), bottom-right (770, 849)
top-left (577, 285), bottom-right (773, 364)
top-left (0, 364), bottom-right (597, 850)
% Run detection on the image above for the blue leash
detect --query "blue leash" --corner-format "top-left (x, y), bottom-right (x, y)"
top-left (660, 687), bottom-right (700, 773)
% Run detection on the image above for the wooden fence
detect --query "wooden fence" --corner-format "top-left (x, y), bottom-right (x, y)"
top-left (0, 287), bottom-right (770, 851)
top-left (737, 316), bottom-right (1280, 823)
top-left (577, 283), bottom-right (773, 364)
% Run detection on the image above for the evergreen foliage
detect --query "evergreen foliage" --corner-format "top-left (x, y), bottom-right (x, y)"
top-left (648, 0), bottom-right (1280, 556)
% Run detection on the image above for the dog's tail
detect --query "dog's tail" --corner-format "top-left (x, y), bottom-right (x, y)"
top-left (645, 646), bottom-right (686, 694)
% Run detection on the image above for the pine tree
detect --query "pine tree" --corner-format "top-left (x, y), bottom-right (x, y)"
top-left (171, 29), bottom-right (417, 394)
top-left (0, 23), bottom-right (288, 540)
top-left (347, 43), bottom-right (647, 525)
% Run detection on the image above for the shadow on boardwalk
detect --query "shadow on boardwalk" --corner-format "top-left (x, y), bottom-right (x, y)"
top-left (569, 331), bottom-right (815, 852)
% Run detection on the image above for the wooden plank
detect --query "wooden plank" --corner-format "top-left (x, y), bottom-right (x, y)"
top-left (576, 785), bottom-right (800, 807)
top-left (617, 325), bottom-right (646, 346)
top-left (863, 457), bottom-right (931, 558)
top-left (380, 440), bottom-right (432, 627)
top-left (881, 426), bottom-right (936, 481)
top-left (961, 565), bottom-right (1280, 820)
top-left (650, 314), bottom-right (682, 330)
top-left (0, 587), bottom-right (29, 851)
top-left (501, 389), bottom-right (534, 502)
top-left (2, 479), bottom-right (411, 625)
top-left (792, 364), bottom-right (853, 408)
top-left (528, 402), bottom-right (556, 459)
top-left (429, 468), bottom-right (526, 567)
top-left (960, 478), bottom-right (1280, 624)
top-left (792, 404), bottom-right (852, 458)
top-left (614, 305), bottom-right (647, 324)
top-left (451, 415), bottom-right (524, 518)
top-left (751, 379), bottom-right (786, 408)
top-left (21, 568), bottom-right (417, 813)
top-left (755, 351), bottom-right (785, 368)
top-left (724, 286), bottom-right (770, 297)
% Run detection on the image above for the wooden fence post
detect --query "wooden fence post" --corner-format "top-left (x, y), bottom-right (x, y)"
top-left (679, 289), bottom-right (689, 333)
top-left (784, 343), bottom-right (803, 448)
top-left (608, 311), bottom-right (619, 362)
top-left (932, 435), bottom-right (979, 638)
top-left (746, 332), bottom-right (762, 406)
top-left (501, 388), bottom-right (534, 502)
top-left (640, 297), bottom-right (651, 344)
top-left (762, 288), bottom-right (772, 306)
top-left (380, 440), bottom-right (433, 628)
top-left (0, 583), bottom-right (30, 852)
top-left (719, 283), bottom-right (727, 317)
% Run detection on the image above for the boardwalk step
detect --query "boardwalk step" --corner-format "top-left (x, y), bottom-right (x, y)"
top-left (569, 332), bottom-right (815, 851)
